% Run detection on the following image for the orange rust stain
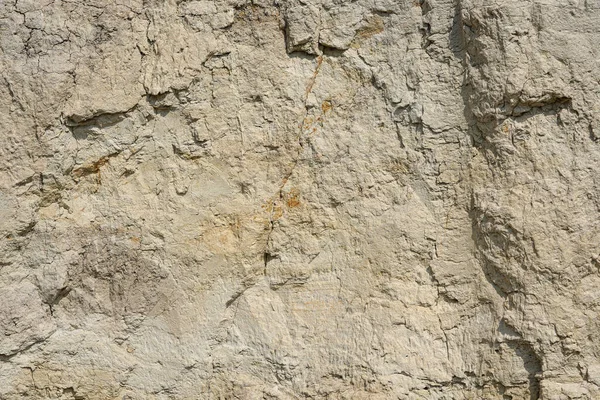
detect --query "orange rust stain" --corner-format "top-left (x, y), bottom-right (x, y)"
top-left (285, 188), bottom-right (301, 208)
top-left (262, 199), bottom-right (284, 221)
top-left (272, 205), bottom-right (283, 220)
top-left (72, 156), bottom-right (111, 178)
top-left (304, 56), bottom-right (324, 101)
top-left (321, 100), bottom-right (333, 114)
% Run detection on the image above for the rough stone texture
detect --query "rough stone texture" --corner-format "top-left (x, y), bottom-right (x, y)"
top-left (1, 0), bottom-right (599, 399)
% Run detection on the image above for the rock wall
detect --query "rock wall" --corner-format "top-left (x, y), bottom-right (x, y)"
top-left (1, 0), bottom-right (600, 399)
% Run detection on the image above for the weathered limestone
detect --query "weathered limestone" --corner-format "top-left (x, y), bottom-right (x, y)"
top-left (1, 0), bottom-right (599, 398)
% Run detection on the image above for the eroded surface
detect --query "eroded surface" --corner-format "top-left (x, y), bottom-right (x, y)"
top-left (1, 0), bottom-right (599, 398)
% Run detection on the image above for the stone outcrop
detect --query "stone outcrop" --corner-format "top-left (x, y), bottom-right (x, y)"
top-left (1, 0), bottom-right (599, 398)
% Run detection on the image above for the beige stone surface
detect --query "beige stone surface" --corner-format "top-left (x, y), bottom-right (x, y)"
top-left (1, 0), bottom-right (599, 398)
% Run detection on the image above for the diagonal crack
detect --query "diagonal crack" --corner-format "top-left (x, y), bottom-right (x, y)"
top-left (262, 55), bottom-right (325, 269)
